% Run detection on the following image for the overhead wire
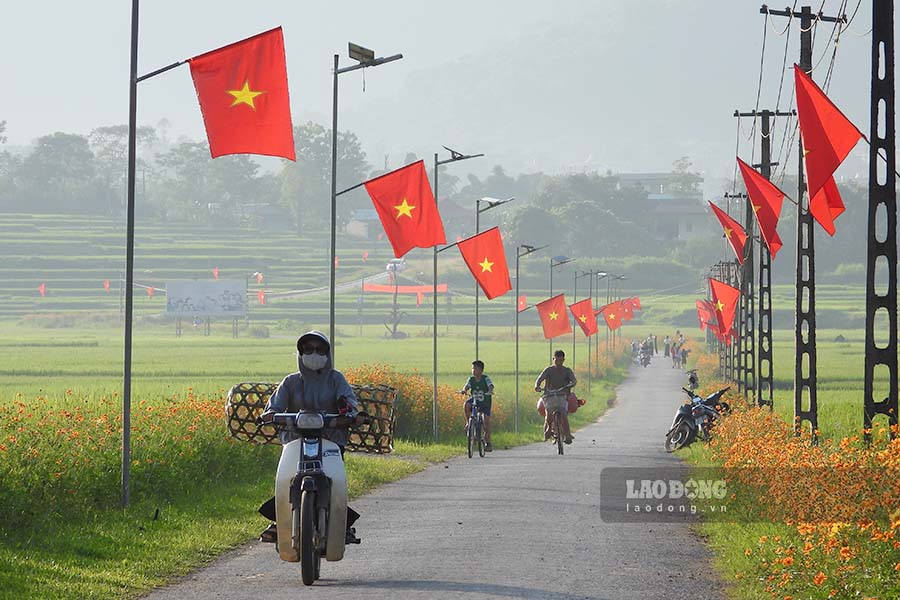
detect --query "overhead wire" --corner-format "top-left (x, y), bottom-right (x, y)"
top-left (767, 4), bottom-right (796, 174)
top-left (842, 0), bottom-right (867, 35)
top-left (764, 2), bottom-right (796, 35)
top-left (732, 115), bottom-right (741, 194)
top-left (750, 15), bottom-right (770, 164)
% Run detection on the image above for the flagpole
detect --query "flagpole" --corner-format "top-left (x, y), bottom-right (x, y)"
top-left (515, 249), bottom-right (520, 435)
top-left (122, 0), bottom-right (140, 507)
top-left (431, 148), bottom-right (483, 442)
top-left (330, 54), bottom-right (339, 356)
top-left (330, 46), bottom-right (403, 363)
top-left (515, 244), bottom-right (544, 435)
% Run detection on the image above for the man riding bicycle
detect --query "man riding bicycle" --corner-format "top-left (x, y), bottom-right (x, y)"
top-left (534, 349), bottom-right (577, 444)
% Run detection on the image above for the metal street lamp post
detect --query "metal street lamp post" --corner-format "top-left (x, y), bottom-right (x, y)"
top-left (611, 274), bottom-right (627, 349)
top-left (474, 196), bottom-right (514, 359)
top-left (515, 243), bottom-right (546, 434)
top-left (548, 256), bottom-right (574, 358)
top-left (592, 271), bottom-right (608, 372)
top-left (329, 43), bottom-right (402, 362)
top-left (431, 147), bottom-right (483, 442)
top-left (572, 270), bottom-right (596, 371)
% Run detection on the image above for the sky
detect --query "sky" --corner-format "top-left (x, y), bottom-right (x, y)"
top-left (0, 1), bottom-right (884, 196)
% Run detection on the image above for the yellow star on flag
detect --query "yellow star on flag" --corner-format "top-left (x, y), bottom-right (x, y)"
top-left (724, 227), bottom-right (732, 238)
top-left (478, 257), bottom-right (494, 273)
top-left (752, 203), bottom-right (761, 213)
top-left (227, 80), bottom-right (265, 109)
top-left (803, 148), bottom-right (811, 157)
top-left (608, 313), bottom-right (617, 320)
top-left (715, 300), bottom-right (725, 312)
top-left (579, 315), bottom-right (587, 323)
top-left (548, 311), bottom-right (559, 320)
top-left (394, 198), bottom-right (415, 218)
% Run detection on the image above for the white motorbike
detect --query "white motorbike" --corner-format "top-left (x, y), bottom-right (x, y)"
top-left (268, 410), bottom-right (365, 585)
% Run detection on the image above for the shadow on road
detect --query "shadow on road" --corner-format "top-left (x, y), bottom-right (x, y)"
top-left (320, 578), bottom-right (613, 599)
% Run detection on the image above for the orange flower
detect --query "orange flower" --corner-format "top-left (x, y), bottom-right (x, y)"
top-left (812, 572), bottom-right (826, 586)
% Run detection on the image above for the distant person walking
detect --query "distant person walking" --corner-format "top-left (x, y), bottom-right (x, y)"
top-left (663, 335), bottom-right (671, 358)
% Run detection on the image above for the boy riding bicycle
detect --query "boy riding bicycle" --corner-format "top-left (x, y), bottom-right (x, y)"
top-left (462, 360), bottom-right (494, 452)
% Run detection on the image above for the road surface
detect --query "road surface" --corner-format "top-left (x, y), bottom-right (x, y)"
top-left (142, 355), bottom-right (725, 599)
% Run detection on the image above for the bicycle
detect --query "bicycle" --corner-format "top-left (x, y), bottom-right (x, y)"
top-left (461, 390), bottom-right (487, 458)
top-left (539, 384), bottom-right (573, 456)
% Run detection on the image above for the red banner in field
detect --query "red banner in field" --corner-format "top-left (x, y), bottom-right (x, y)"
top-left (363, 283), bottom-right (448, 294)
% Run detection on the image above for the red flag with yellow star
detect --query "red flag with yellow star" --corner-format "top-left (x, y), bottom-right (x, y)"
top-left (696, 299), bottom-right (718, 331)
top-left (598, 301), bottom-right (624, 331)
top-left (708, 201), bottom-right (748, 264)
top-left (737, 157), bottom-right (784, 258)
top-left (569, 298), bottom-right (598, 337)
top-left (709, 278), bottom-right (740, 337)
top-left (517, 295), bottom-right (527, 312)
top-left (621, 299), bottom-right (635, 321)
top-left (794, 65), bottom-right (862, 234)
top-left (536, 294), bottom-right (572, 339)
top-left (188, 27), bottom-right (295, 160)
top-left (456, 227), bottom-right (511, 300)
top-left (809, 176), bottom-right (845, 237)
top-left (364, 161), bottom-right (446, 258)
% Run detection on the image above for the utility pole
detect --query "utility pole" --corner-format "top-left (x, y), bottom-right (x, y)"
top-left (762, 4), bottom-right (846, 440)
top-left (725, 191), bottom-right (751, 398)
top-left (734, 108), bottom-right (794, 408)
top-left (864, 0), bottom-right (898, 442)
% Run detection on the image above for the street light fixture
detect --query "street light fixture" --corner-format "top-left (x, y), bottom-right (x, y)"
top-left (573, 270), bottom-right (597, 371)
top-left (431, 147), bottom-right (484, 442)
top-left (515, 243), bottom-right (546, 434)
top-left (609, 274), bottom-right (627, 352)
top-left (474, 196), bottom-right (514, 359)
top-left (329, 43), bottom-right (403, 363)
top-left (592, 271), bottom-right (608, 369)
top-left (549, 255), bottom-right (574, 358)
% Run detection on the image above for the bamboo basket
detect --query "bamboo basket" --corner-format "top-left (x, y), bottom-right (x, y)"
top-left (225, 381), bottom-right (398, 453)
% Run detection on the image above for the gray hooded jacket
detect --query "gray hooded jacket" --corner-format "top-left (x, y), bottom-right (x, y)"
top-left (263, 331), bottom-right (358, 446)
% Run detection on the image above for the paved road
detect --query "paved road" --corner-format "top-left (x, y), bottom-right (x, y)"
top-left (142, 356), bottom-right (725, 600)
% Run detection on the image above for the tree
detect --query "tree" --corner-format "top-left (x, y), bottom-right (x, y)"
top-left (18, 132), bottom-right (101, 213)
top-left (506, 205), bottom-right (560, 248)
top-left (278, 121), bottom-right (370, 232)
top-left (0, 121), bottom-right (18, 210)
top-left (153, 141), bottom-right (270, 224)
top-left (668, 156), bottom-right (702, 197)
top-left (89, 124), bottom-right (157, 215)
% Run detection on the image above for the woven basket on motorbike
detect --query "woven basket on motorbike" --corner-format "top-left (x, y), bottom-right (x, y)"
top-left (225, 382), bottom-right (280, 445)
top-left (345, 383), bottom-right (398, 454)
top-left (224, 381), bottom-right (398, 454)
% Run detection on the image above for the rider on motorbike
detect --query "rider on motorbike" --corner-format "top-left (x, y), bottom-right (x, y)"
top-left (534, 349), bottom-right (577, 444)
top-left (257, 331), bottom-right (362, 545)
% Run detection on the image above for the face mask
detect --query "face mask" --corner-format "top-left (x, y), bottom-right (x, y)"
top-left (301, 352), bottom-right (328, 370)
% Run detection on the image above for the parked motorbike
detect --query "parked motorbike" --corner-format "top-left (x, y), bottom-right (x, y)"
top-left (266, 409), bottom-right (367, 585)
top-left (664, 386), bottom-right (731, 452)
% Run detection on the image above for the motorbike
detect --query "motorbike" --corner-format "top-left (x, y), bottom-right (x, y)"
top-left (664, 386), bottom-right (731, 452)
top-left (639, 350), bottom-right (652, 367)
top-left (267, 410), bottom-right (367, 585)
